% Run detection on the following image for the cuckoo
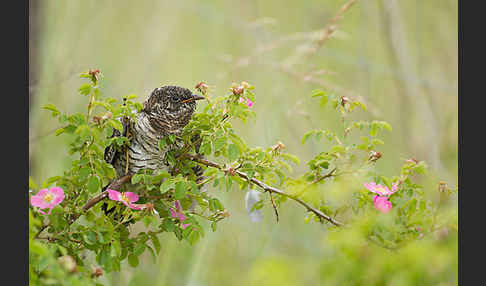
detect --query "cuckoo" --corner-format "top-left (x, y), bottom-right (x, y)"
top-left (102, 86), bottom-right (205, 216)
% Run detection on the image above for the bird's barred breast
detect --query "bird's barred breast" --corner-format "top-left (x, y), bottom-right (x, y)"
top-left (114, 113), bottom-right (182, 178)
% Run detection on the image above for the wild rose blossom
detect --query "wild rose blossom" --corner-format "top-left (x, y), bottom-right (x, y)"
top-left (30, 187), bottom-right (65, 215)
top-left (106, 189), bottom-right (142, 210)
top-left (170, 200), bottom-right (189, 229)
top-left (238, 96), bottom-right (254, 108)
top-left (373, 196), bottom-right (392, 213)
top-left (363, 182), bottom-right (398, 196)
top-left (364, 182), bottom-right (399, 213)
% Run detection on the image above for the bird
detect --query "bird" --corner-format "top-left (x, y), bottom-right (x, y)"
top-left (102, 86), bottom-right (206, 219)
top-left (104, 85), bottom-right (205, 179)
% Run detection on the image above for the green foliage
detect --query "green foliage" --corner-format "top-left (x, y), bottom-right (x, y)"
top-left (29, 74), bottom-right (457, 284)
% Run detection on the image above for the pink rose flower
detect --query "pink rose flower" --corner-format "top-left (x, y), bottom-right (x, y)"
top-left (106, 189), bottom-right (142, 210)
top-left (170, 200), bottom-right (189, 229)
top-left (238, 96), bottom-right (254, 108)
top-left (373, 196), bottom-right (392, 213)
top-left (364, 181), bottom-right (399, 213)
top-left (246, 98), bottom-right (254, 108)
top-left (30, 187), bottom-right (65, 215)
top-left (363, 182), bottom-right (398, 196)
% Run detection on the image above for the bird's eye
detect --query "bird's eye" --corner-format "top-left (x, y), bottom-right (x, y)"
top-left (170, 95), bottom-right (178, 102)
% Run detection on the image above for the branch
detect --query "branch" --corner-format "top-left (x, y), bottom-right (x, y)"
top-left (83, 174), bottom-right (132, 211)
top-left (311, 167), bottom-right (337, 184)
top-left (184, 154), bottom-right (343, 227)
top-left (69, 174), bottom-right (132, 224)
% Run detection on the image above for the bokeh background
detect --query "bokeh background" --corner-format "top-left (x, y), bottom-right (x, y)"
top-left (29, 0), bottom-right (457, 285)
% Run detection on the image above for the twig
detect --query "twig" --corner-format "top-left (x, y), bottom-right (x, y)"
top-left (34, 223), bottom-right (49, 239)
top-left (311, 167), bottom-right (337, 184)
top-left (184, 154), bottom-right (343, 227)
top-left (268, 191), bottom-right (279, 223)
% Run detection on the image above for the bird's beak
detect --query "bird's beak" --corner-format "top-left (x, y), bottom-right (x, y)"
top-left (181, 95), bottom-right (206, 104)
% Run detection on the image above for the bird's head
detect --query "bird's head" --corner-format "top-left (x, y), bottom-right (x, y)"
top-left (142, 85), bottom-right (205, 133)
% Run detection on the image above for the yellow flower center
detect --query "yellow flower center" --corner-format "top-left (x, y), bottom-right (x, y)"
top-left (120, 193), bottom-right (130, 204)
top-left (43, 193), bottom-right (54, 203)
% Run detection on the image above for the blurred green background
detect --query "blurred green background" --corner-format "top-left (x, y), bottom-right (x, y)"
top-left (29, 0), bottom-right (457, 285)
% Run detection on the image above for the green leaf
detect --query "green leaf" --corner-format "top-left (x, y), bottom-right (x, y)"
top-left (381, 121), bottom-right (392, 131)
top-left (329, 145), bottom-right (345, 154)
top-left (214, 137), bottom-right (226, 152)
top-left (111, 240), bottom-right (122, 257)
top-left (108, 119), bottom-right (124, 132)
top-left (280, 153), bottom-right (300, 165)
top-left (128, 254), bottom-right (139, 267)
top-left (150, 233), bottom-right (161, 254)
top-left (43, 104), bottom-right (60, 117)
top-left (302, 131), bottom-right (314, 145)
top-left (160, 179), bottom-right (175, 193)
top-left (372, 139), bottom-right (384, 145)
top-left (320, 96), bottom-right (329, 107)
top-left (55, 128), bottom-right (65, 136)
top-left (78, 83), bottom-right (92, 96)
top-left (211, 221), bottom-right (217, 232)
top-left (228, 144), bottom-right (240, 162)
top-left (134, 243), bottom-right (146, 256)
top-left (311, 89), bottom-right (325, 97)
top-left (87, 175), bottom-right (100, 193)
top-left (369, 126), bottom-right (378, 137)
top-left (174, 181), bottom-right (187, 200)
top-left (158, 138), bottom-right (167, 152)
top-left (200, 140), bottom-right (212, 155)
top-left (161, 218), bottom-right (175, 232)
top-left (132, 174), bottom-right (143, 184)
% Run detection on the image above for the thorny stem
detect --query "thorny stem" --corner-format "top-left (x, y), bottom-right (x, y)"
top-left (184, 154), bottom-right (343, 227)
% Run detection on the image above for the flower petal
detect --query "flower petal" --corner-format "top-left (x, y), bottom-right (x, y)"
top-left (131, 203), bottom-right (146, 210)
top-left (246, 98), bottom-right (254, 108)
top-left (128, 203), bottom-right (142, 210)
top-left (174, 200), bottom-right (182, 211)
top-left (50, 187), bottom-right (65, 205)
top-left (169, 208), bottom-right (177, 218)
top-left (177, 212), bottom-right (187, 222)
top-left (181, 223), bottom-right (190, 229)
top-left (373, 196), bottom-right (392, 213)
top-left (124, 192), bottom-right (139, 203)
top-left (364, 182), bottom-right (381, 195)
top-left (107, 189), bottom-right (121, 201)
top-left (30, 195), bottom-right (49, 209)
top-left (36, 189), bottom-right (49, 197)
